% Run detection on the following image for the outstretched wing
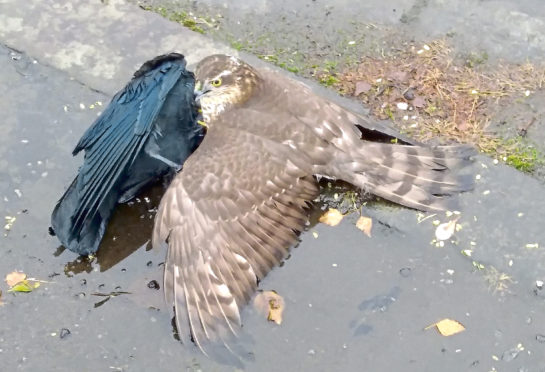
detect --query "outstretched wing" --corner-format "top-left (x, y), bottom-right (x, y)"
top-left (152, 121), bottom-right (319, 356)
top-left (52, 53), bottom-right (194, 254)
top-left (258, 68), bottom-right (419, 145)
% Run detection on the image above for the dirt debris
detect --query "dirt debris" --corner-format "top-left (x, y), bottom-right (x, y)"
top-left (334, 39), bottom-right (544, 171)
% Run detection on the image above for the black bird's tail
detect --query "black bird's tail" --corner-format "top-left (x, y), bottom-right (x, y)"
top-left (51, 176), bottom-right (112, 255)
top-left (332, 143), bottom-right (476, 211)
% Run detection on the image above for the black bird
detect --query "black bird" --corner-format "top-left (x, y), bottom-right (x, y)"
top-left (51, 53), bottom-right (204, 256)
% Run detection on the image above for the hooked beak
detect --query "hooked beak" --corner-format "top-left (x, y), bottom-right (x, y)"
top-left (194, 80), bottom-right (209, 106)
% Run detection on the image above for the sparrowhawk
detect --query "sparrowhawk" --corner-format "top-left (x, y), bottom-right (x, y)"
top-left (52, 53), bottom-right (204, 255)
top-left (152, 54), bottom-right (474, 357)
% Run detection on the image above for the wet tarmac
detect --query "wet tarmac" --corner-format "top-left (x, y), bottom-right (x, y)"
top-left (1, 1), bottom-right (545, 371)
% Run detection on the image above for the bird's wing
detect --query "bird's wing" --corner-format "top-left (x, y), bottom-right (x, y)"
top-left (258, 68), bottom-right (419, 145)
top-left (67, 54), bottom-right (192, 241)
top-left (152, 120), bottom-right (319, 355)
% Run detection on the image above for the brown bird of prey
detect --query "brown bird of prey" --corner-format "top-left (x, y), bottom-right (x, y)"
top-left (152, 54), bottom-right (474, 356)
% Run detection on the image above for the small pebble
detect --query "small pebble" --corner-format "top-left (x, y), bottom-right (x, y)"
top-left (60, 328), bottom-right (71, 339)
top-left (396, 102), bottom-right (409, 110)
top-left (403, 89), bottom-right (415, 100)
top-left (147, 280), bottom-right (160, 290)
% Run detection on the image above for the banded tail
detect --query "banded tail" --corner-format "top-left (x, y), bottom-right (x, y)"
top-left (331, 143), bottom-right (476, 211)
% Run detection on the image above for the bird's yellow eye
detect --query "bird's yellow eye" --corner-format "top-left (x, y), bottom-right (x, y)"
top-left (211, 78), bottom-right (222, 87)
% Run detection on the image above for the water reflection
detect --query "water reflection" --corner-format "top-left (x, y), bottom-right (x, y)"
top-left (60, 183), bottom-right (167, 275)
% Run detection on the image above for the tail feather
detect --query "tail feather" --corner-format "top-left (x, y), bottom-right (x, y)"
top-left (50, 176), bottom-right (113, 255)
top-left (334, 143), bottom-right (475, 211)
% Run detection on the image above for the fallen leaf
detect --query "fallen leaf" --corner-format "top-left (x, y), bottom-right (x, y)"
top-left (5, 271), bottom-right (26, 286)
top-left (253, 290), bottom-right (285, 325)
top-left (456, 121), bottom-right (468, 130)
top-left (435, 219), bottom-right (458, 241)
top-left (319, 208), bottom-right (344, 226)
top-left (387, 70), bottom-right (409, 83)
top-left (8, 280), bottom-right (39, 293)
top-left (356, 216), bottom-right (373, 237)
top-left (4, 216), bottom-right (16, 236)
top-left (354, 81), bottom-right (371, 96)
top-left (425, 318), bottom-right (465, 336)
top-left (412, 96), bottom-right (426, 108)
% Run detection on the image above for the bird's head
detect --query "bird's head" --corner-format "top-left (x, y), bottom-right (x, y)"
top-left (194, 55), bottom-right (261, 124)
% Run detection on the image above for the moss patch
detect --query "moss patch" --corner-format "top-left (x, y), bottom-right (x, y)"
top-left (500, 138), bottom-right (542, 173)
top-left (139, 5), bottom-right (216, 34)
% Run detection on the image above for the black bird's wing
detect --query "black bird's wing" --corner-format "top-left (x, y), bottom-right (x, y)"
top-left (152, 120), bottom-right (319, 357)
top-left (52, 53), bottom-right (202, 255)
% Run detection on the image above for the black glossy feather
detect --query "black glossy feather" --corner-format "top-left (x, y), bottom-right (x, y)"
top-left (51, 53), bottom-right (204, 255)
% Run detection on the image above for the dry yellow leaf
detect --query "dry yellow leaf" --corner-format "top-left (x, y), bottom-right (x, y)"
top-left (5, 271), bottom-right (27, 287)
top-left (356, 216), bottom-right (373, 237)
top-left (425, 318), bottom-right (465, 336)
top-left (253, 290), bottom-right (285, 325)
top-left (319, 208), bottom-right (343, 226)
